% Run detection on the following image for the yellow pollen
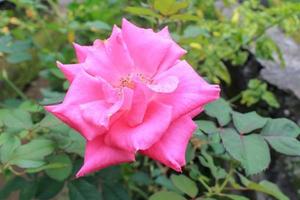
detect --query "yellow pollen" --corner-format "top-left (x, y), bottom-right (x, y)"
top-left (119, 76), bottom-right (135, 89)
top-left (118, 73), bottom-right (153, 89)
top-left (136, 73), bottom-right (153, 84)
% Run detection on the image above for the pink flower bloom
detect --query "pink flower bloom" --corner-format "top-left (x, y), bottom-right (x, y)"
top-left (45, 19), bottom-right (220, 177)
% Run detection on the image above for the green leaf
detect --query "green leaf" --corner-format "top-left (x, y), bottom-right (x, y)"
top-left (0, 109), bottom-right (33, 133)
top-left (187, 164), bottom-right (201, 181)
top-left (0, 132), bottom-right (11, 146)
top-left (19, 101), bottom-right (43, 113)
top-left (205, 98), bottom-right (232, 126)
top-left (232, 111), bottom-right (268, 133)
top-left (195, 120), bottom-right (218, 134)
top-left (220, 129), bottom-right (270, 175)
top-left (125, 6), bottom-right (160, 18)
top-left (7, 51), bottom-right (32, 63)
top-left (96, 166), bottom-right (130, 200)
top-left (45, 154), bottom-right (73, 181)
top-left (265, 137), bottom-right (300, 156)
top-left (210, 139), bottom-right (225, 155)
top-left (222, 194), bottom-right (250, 200)
top-left (40, 89), bottom-right (65, 105)
top-left (68, 179), bottom-right (102, 200)
top-left (0, 35), bottom-right (12, 53)
top-left (261, 118), bottom-right (300, 137)
top-left (169, 14), bottom-right (199, 21)
top-left (255, 36), bottom-right (282, 65)
top-left (261, 118), bottom-right (300, 155)
top-left (258, 181), bottom-right (289, 200)
top-left (214, 61), bottom-right (231, 85)
top-left (85, 21), bottom-right (111, 31)
top-left (155, 176), bottom-right (179, 192)
top-left (149, 191), bottom-right (186, 200)
top-left (183, 26), bottom-right (210, 38)
top-left (170, 174), bottom-right (198, 197)
top-left (185, 142), bottom-right (195, 163)
top-left (35, 176), bottom-right (64, 200)
top-left (0, 177), bottom-right (27, 199)
top-left (239, 175), bottom-right (288, 200)
top-left (26, 162), bottom-right (71, 173)
top-left (262, 91), bottom-right (280, 108)
top-left (154, 0), bottom-right (174, 15)
top-left (241, 79), bottom-right (279, 108)
top-left (131, 171), bottom-right (151, 186)
top-left (199, 147), bottom-right (227, 179)
top-left (19, 181), bottom-right (37, 200)
top-left (61, 130), bottom-right (85, 156)
top-left (196, 198), bottom-right (217, 200)
top-left (0, 136), bottom-right (21, 163)
top-left (40, 114), bottom-right (85, 156)
top-left (9, 139), bottom-right (54, 168)
top-left (154, 0), bottom-right (187, 15)
top-left (49, 68), bottom-right (65, 79)
top-left (8, 40), bottom-right (31, 53)
top-left (168, 2), bottom-right (188, 15)
top-left (98, 166), bottom-right (122, 182)
top-left (102, 182), bottom-right (130, 200)
top-left (39, 114), bottom-right (63, 128)
top-left (231, 51), bottom-right (248, 65)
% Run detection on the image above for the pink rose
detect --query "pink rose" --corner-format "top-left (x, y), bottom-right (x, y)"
top-left (45, 19), bottom-right (220, 177)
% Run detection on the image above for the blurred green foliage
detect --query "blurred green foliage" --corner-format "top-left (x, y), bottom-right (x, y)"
top-left (1, 0), bottom-right (300, 199)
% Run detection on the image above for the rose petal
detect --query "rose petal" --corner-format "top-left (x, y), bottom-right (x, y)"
top-left (62, 71), bottom-right (109, 105)
top-left (45, 103), bottom-right (105, 140)
top-left (156, 26), bottom-right (187, 73)
top-left (147, 75), bottom-right (179, 93)
top-left (105, 25), bottom-right (135, 76)
top-left (188, 106), bottom-right (204, 118)
top-left (73, 43), bottom-right (90, 63)
top-left (80, 88), bottom-right (134, 129)
top-left (157, 26), bottom-right (171, 39)
top-left (141, 115), bottom-right (197, 172)
top-left (126, 81), bottom-right (153, 126)
top-left (77, 26), bottom-right (136, 85)
top-left (105, 101), bottom-right (172, 152)
top-left (80, 100), bottom-right (112, 128)
top-left (44, 71), bottom-right (115, 140)
top-left (83, 45), bottom-right (120, 84)
top-left (154, 60), bottom-right (220, 120)
top-left (76, 136), bottom-right (135, 177)
top-left (122, 18), bottom-right (172, 77)
top-left (73, 40), bottom-right (106, 63)
top-left (56, 61), bottom-right (83, 83)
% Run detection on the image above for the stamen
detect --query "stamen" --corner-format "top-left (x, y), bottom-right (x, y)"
top-left (119, 74), bottom-right (134, 88)
top-left (117, 73), bottom-right (153, 90)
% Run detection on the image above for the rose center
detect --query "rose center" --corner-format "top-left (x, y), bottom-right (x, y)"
top-left (118, 73), bottom-right (153, 89)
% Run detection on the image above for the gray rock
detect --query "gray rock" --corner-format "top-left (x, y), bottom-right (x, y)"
top-left (259, 28), bottom-right (300, 99)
